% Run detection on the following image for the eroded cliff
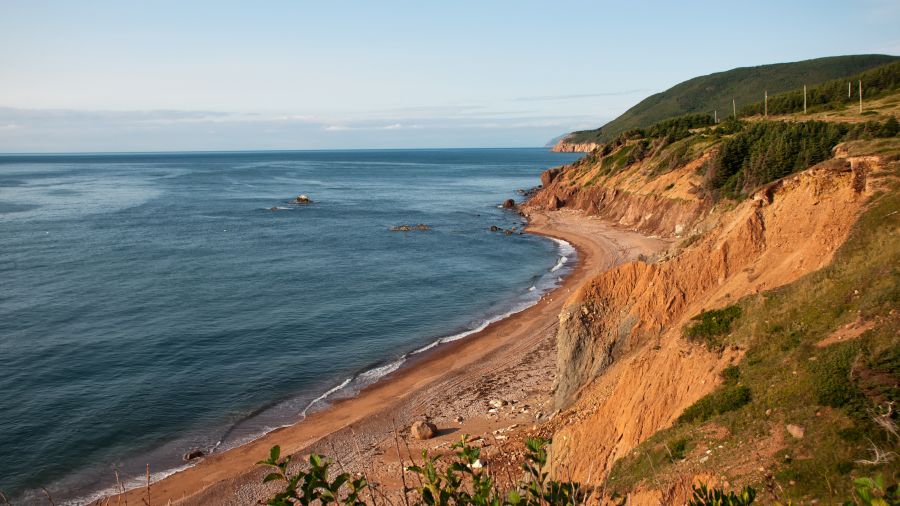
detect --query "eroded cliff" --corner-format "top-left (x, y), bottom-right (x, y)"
top-left (525, 137), bottom-right (891, 498)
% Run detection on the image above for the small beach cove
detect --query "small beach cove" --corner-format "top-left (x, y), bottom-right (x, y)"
top-left (103, 208), bottom-right (670, 505)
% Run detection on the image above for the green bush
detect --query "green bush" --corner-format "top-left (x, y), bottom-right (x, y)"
top-left (678, 385), bottom-right (752, 424)
top-left (689, 483), bottom-right (756, 506)
top-left (259, 437), bottom-right (584, 506)
top-left (810, 344), bottom-right (865, 408)
top-left (721, 365), bottom-right (741, 384)
top-left (684, 305), bottom-right (742, 349)
top-left (668, 437), bottom-right (688, 461)
top-left (704, 117), bottom-right (899, 198)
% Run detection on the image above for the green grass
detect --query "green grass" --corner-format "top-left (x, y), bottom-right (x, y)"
top-left (565, 55), bottom-right (898, 144)
top-left (677, 385), bottom-right (752, 424)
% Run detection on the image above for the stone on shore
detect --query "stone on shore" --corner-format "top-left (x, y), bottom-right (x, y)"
top-left (411, 420), bottom-right (438, 440)
top-left (501, 199), bottom-right (516, 209)
top-left (183, 449), bottom-right (205, 461)
top-left (786, 424), bottom-right (805, 439)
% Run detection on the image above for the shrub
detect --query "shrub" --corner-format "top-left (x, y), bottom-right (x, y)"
top-left (667, 437), bottom-right (688, 461)
top-left (689, 483), bottom-right (756, 506)
top-left (721, 365), bottom-right (741, 384)
top-left (810, 344), bottom-right (864, 409)
top-left (684, 305), bottom-right (742, 349)
top-left (259, 437), bottom-right (584, 506)
top-left (677, 385), bottom-right (752, 424)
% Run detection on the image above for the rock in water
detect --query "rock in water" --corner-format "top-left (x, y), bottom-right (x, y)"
top-left (294, 194), bottom-right (312, 204)
top-left (410, 420), bottom-right (438, 440)
top-left (501, 199), bottom-right (516, 209)
top-left (390, 224), bottom-right (431, 232)
top-left (183, 449), bottom-right (205, 461)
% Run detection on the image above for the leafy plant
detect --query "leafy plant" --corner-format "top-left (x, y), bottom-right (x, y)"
top-left (257, 445), bottom-right (368, 506)
top-left (689, 483), bottom-right (756, 505)
top-left (259, 438), bottom-right (584, 506)
top-left (844, 475), bottom-right (900, 506)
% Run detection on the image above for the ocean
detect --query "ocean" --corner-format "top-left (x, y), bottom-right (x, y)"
top-left (0, 148), bottom-right (580, 503)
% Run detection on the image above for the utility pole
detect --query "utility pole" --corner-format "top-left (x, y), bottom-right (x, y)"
top-left (733, 98), bottom-right (736, 118)
top-left (764, 90), bottom-right (768, 117)
top-left (848, 81), bottom-right (851, 98)
top-left (714, 109), bottom-right (718, 123)
top-left (803, 85), bottom-right (807, 114)
top-left (859, 80), bottom-right (863, 114)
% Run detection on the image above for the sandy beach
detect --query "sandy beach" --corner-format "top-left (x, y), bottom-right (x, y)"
top-left (101, 209), bottom-right (668, 505)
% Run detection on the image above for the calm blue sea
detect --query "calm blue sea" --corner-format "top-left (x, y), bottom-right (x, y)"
top-left (0, 148), bottom-right (580, 503)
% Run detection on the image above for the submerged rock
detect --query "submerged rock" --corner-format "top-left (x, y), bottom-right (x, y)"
top-left (411, 420), bottom-right (438, 440)
top-left (183, 449), bottom-right (205, 461)
top-left (390, 224), bottom-right (431, 232)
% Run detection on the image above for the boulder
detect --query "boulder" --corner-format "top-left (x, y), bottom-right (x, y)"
top-left (501, 199), bottom-right (516, 209)
top-left (548, 195), bottom-right (563, 211)
top-left (183, 449), bottom-right (205, 461)
top-left (490, 225), bottom-right (501, 232)
top-left (786, 424), bottom-right (805, 439)
top-left (540, 167), bottom-right (562, 187)
top-left (294, 194), bottom-right (312, 204)
top-left (489, 399), bottom-right (507, 408)
top-left (410, 420), bottom-right (438, 440)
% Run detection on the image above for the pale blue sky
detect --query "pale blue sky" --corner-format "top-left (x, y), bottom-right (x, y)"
top-left (1, 0), bottom-right (898, 152)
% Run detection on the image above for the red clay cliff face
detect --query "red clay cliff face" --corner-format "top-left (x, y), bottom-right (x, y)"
top-left (526, 154), bottom-right (711, 238)
top-left (552, 141), bottom-right (601, 153)
top-left (532, 153), bottom-right (877, 492)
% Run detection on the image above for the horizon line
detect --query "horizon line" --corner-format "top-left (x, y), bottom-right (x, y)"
top-left (0, 146), bottom-right (561, 157)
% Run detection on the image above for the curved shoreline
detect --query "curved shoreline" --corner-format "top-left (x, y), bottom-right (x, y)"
top-left (97, 208), bottom-right (668, 505)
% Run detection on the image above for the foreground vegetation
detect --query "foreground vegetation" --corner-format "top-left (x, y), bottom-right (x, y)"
top-left (259, 439), bottom-right (898, 505)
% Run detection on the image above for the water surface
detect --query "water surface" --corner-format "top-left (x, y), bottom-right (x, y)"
top-left (0, 148), bottom-right (580, 502)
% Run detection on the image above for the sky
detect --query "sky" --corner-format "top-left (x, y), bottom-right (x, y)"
top-left (1, 0), bottom-right (899, 152)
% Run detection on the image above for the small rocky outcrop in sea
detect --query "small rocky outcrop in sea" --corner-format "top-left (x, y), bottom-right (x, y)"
top-left (410, 420), bottom-right (438, 440)
top-left (183, 449), bottom-right (205, 461)
top-left (489, 225), bottom-right (522, 236)
top-left (501, 198), bottom-right (516, 209)
top-left (390, 224), bottom-right (431, 232)
top-left (293, 194), bottom-right (313, 204)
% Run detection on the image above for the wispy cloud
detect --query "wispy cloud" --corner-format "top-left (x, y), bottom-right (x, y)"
top-left (512, 90), bottom-right (653, 101)
top-left (0, 106), bottom-right (608, 151)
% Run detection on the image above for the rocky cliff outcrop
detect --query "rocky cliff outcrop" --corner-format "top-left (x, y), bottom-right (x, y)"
top-left (552, 140), bottom-right (602, 153)
top-left (526, 150), bottom-right (711, 238)
top-left (532, 151), bottom-right (878, 487)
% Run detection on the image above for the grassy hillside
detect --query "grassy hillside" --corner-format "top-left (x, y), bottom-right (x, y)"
top-left (565, 55), bottom-right (898, 144)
